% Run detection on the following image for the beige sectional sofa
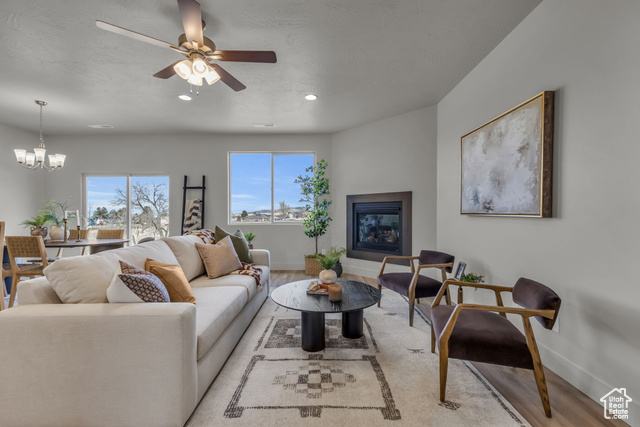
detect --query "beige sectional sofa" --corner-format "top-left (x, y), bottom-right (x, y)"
top-left (0, 235), bottom-right (270, 427)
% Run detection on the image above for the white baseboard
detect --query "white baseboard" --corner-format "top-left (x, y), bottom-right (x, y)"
top-left (342, 264), bottom-right (379, 279)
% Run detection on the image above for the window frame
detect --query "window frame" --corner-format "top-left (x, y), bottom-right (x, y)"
top-left (227, 151), bottom-right (316, 225)
top-left (82, 173), bottom-right (170, 238)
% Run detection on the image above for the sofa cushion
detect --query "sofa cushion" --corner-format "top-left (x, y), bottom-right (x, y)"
top-left (160, 235), bottom-right (206, 281)
top-left (196, 237), bottom-right (242, 279)
top-left (214, 226), bottom-right (253, 263)
top-left (146, 259), bottom-right (196, 304)
top-left (192, 286), bottom-right (248, 360)
top-left (189, 265), bottom-right (269, 300)
top-left (45, 240), bottom-right (179, 304)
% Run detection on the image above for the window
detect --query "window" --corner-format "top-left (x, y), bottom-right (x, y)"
top-left (229, 152), bottom-right (314, 223)
top-left (84, 174), bottom-right (169, 243)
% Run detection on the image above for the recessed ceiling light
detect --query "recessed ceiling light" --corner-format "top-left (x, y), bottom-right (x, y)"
top-left (252, 123), bottom-right (276, 128)
top-left (178, 94), bottom-right (192, 101)
top-left (87, 125), bottom-right (114, 129)
top-left (305, 94), bottom-right (318, 101)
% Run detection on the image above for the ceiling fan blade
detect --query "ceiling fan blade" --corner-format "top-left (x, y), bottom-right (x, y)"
top-left (210, 50), bottom-right (277, 63)
top-left (212, 64), bottom-right (246, 91)
top-left (153, 61), bottom-right (181, 79)
top-left (96, 20), bottom-right (176, 50)
top-left (177, 0), bottom-right (204, 47)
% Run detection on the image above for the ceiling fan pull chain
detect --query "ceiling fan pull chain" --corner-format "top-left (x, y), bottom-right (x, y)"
top-left (189, 84), bottom-right (193, 94)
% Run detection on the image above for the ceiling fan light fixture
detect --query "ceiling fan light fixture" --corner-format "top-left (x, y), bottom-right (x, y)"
top-left (192, 56), bottom-right (209, 77)
top-left (187, 74), bottom-right (203, 86)
top-left (174, 60), bottom-right (192, 79)
top-left (204, 66), bottom-right (220, 85)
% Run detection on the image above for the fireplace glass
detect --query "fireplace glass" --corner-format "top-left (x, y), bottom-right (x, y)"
top-left (354, 202), bottom-right (402, 254)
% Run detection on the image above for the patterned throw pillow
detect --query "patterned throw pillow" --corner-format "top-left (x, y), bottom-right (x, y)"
top-left (106, 261), bottom-right (170, 303)
top-left (214, 226), bottom-right (253, 263)
top-left (195, 236), bottom-right (243, 279)
top-left (186, 228), bottom-right (216, 245)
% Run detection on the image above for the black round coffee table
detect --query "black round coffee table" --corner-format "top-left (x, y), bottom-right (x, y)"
top-left (270, 279), bottom-right (381, 352)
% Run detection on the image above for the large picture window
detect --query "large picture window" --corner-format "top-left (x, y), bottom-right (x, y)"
top-left (84, 174), bottom-right (169, 243)
top-left (229, 152), bottom-right (314, 223)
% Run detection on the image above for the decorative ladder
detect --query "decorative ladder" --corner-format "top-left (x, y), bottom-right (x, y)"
top-left (181, 175), bottom-right (206, 235)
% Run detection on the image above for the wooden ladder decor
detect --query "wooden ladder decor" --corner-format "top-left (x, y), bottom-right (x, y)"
top-left (181, 175), bottom-right (206, 235)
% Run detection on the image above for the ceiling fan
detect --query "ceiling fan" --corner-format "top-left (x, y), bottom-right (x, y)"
top-left (96, 0), bottom-right (276, 91)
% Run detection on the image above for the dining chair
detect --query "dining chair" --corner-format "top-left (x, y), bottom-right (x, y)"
top-left (59, 229), bottom-right (90, 256)
top-left (91, 229), bottom-right (125, 254)
top-left (431, 277), bottom-right (561, 417)
top-left (1, 221), bottom-right (11, 310)
top-left (377, 250), bottom-right (454, 326)
top-left (5, 235), bottom-right (49, 308)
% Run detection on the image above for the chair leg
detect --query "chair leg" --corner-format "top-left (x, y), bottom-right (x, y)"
top-left (439, 346), bottom-right (449, 402)
top-left (377, 284), bottom-right (382, 307)
top-left (0, 280), bottom-right (5, 311)
top-left (56, 247), bottom-right (63, 258)
top-left (523, 317), bottom-right (552, 417)
top-left (416, 298), bottom-right (420, 304)
top-left (430, 325), bottom-right (436, 353)
top-left (408, 294), bottom-right (415, 327)
top-left (9, 275), bottom-right (20, 308)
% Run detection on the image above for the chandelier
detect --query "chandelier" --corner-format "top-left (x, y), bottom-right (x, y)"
top-left (173, 51), bottom-right (220, 86)
top-left (14, 100), bottom-right (66, 171)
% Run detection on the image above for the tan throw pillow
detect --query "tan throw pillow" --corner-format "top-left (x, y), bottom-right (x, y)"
top-left (145, 258), bottom-right (196, 305)
top-left (195, 236), bottom-right (242, 279)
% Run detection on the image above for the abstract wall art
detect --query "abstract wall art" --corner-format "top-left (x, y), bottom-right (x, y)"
top-left (460, 91), bottom-right (554, 217)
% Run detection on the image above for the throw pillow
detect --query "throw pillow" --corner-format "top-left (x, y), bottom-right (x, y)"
top-left (186, 228), bottom-right (216, 245)
top-left (106, 272), bottom-right (170, 303)
top-left (119, 260), bottom-right (148, 275)
top-left (214, 226), bottom-right (253, 263)
top-left (145, 258), bottom-right (196, 304)
top-left (195, 236), bottom-right (243, 279)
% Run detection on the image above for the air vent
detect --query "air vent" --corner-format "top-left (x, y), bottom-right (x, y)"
top-left (252, 123), bottom-right (275, 128)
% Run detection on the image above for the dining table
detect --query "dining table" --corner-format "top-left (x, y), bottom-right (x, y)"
top-left (44, 238), bottom-right (130, 255)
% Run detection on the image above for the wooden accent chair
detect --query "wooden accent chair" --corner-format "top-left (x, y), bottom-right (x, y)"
top-left (431, 277), bottom-right (561, 418)
top-left (377, 250), bottom-right (454, 326)
top-left (1, 221), bottom-right (11, 310)
top-left (5, 236), bottom-right (49, 308)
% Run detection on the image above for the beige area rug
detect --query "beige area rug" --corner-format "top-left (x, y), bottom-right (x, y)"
top-left (187, 289), bottom-right (530, 427)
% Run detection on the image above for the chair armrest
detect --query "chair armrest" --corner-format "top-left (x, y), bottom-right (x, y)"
top-left (250, 249), bottom-right (270, 267)
top-left (0, 303), bottom-right (197, 427)
top-left (378, 256), bottom-right (419, 278)
top-left (432, 279), bottom-right (513, 310)
top-left (437, 303), bottom-right (556, 348)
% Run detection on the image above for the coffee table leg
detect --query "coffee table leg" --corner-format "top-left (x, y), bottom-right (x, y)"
top-left (342, 309), bottom-right (364, 338)
top-left (301, 312), bottom-right (325, 352)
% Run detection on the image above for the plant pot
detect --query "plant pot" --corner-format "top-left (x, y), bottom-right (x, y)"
top-left (304, 257), bottom-right (322, 276)
top-left (319, 269), bottom-right (337, 284)
top-left (30, 226), bottom-right (48, 239)
top-left (49, 225), bottom-right (68, 242)
top-left (331, 260), bottom-right (343, 277)
top-left (248, 243), bottom-right (254, 249)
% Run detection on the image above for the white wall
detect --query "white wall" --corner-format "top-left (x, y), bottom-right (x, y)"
top-left (41, 133), bottom-right (331, 269)
top-left (437, 0), bottom-right (640, 423)
top-left (331, 106), bottom-right (439, 278)
top-left (0, 123), bottom-right (46, 236)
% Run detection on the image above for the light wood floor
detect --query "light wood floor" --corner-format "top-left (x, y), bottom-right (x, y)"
top-left (271, 271), bottom-right (624, 427)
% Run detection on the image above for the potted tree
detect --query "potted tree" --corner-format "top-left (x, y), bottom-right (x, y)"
top-left (294, 159), bottom-right (332, 276)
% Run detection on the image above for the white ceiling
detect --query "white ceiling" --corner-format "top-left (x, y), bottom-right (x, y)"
top-left (0, 0), bottom-right (540, 136)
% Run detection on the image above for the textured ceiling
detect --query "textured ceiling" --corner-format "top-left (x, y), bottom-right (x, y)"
top-left (0, 0), bottom-right (540, 135)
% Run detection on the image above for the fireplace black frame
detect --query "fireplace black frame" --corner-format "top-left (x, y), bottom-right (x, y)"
top-left (346, 191), bottom-right (412, 265)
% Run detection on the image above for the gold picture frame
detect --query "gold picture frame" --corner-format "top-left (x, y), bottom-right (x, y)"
top-left (460, 91), bottom-right (554, 217)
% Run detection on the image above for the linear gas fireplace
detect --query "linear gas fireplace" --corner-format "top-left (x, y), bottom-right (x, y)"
top-left (346, 192), bottom-right (412, 264)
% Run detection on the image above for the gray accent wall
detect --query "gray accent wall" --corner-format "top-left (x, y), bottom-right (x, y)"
top-left (436, 1), bottom-right (640, 423)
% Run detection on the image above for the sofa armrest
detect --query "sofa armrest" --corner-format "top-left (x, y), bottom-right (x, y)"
top-left (0, 303), bottom-right (197, 427)
top-left (250, 249), bottom-right (270, 267)
top-left (15, 276), bottom-right (62, 304)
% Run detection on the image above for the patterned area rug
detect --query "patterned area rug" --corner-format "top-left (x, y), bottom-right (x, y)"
top-left (187, 288), bottom-right (530, 426)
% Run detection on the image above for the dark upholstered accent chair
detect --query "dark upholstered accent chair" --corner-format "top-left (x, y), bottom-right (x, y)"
top-left (431, 277), bottom-right (561, 418)
top-left (377, 250), bottom-right (455, 326)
